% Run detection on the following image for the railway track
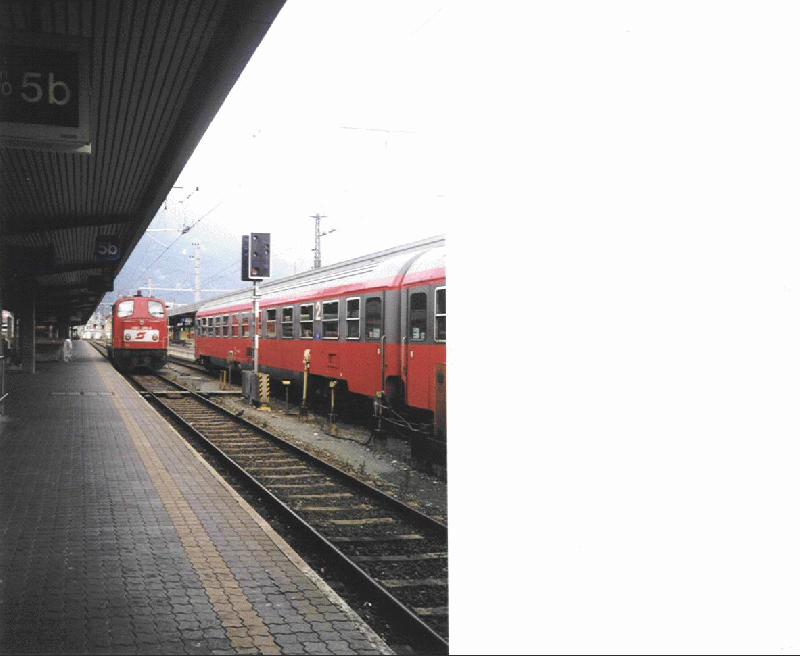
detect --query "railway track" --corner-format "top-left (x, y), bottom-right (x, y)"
top-left (166, 353), bottom-right (208, 374)
top-left (127, 369), bottom-right (449, 653)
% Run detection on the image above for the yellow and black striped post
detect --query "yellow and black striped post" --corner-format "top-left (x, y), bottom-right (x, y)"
top-left (257, 372), bottom-right (271, 410)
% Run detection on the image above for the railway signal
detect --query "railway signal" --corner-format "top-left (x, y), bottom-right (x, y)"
top-left (242, 232), bottom-right (270, 281)
top-left (241, 232), bottom-right (271, 379)
top-left (250, 232), bottom-right (270, 279)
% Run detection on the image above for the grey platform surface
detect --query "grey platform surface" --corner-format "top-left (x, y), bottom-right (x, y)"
top-left (0, 341), bottom-right (391, 655)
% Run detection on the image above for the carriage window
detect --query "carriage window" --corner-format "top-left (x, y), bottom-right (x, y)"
top-left (214, 316), bottom-right (221, 337)
top-left (410, 292), bottom-right (427, 341)
top-left (299, 304), bottom-right (313, 338)
top-left (365, 297), bottom-right (382, 340)
top-left (148, 301), bottom-right (165, 318)
top-left (117, 300), bottom-right (134, 318)
top-left (281, 308), bottom-right (294, 338)
top-left (346, 298), bottom-right (360, 339)
top-left (241, 312), bottom-right (251, 338)
top-left (265, 309), bottom-right (277, 338)
top-left (322, 301), bottom-right (339, 339)
top-left (222, 315), bottom-right (230, 337)
top-left (231, 313), bottom-right (239, 338)
top-left (435, 287), bottom-right (446, 342)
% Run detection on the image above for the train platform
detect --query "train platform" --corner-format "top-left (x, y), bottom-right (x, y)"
top-left (0, 341), bottom-right (392, 655)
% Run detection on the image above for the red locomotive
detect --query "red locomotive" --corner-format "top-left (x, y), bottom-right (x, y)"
top-left (109, 292), bottom-right (169, 371)
top-left (194, 237), bottom-right (446, 434)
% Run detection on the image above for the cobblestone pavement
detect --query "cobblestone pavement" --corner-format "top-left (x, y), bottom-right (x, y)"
top-left (0, 341), bottom-right (392, 655)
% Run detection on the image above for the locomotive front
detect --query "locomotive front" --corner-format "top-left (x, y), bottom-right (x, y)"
top-left (109, 293), bottom-right (168, 371)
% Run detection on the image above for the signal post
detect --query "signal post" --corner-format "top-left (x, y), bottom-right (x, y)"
top-left (242, 232), bottom-right (270, 392)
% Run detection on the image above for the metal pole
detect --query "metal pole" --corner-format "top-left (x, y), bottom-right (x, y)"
top-left (193, 242), bottom-right (201, 302)
top-left (300, 349), bottom-right (310, 417)
top-left (252, 281), bottom-right (259, 374)
top-left (313, 214), bottom-right (321, 269)
top-left (282, 380), bottom-right (291, 413)
top-left (329, 380), bottom-right (337, 425)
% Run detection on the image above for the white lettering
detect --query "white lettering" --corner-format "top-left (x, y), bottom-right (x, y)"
top-left (20, 72), bottom-right (42, 103)
top-left (48, 72), bottom-right (70, 106)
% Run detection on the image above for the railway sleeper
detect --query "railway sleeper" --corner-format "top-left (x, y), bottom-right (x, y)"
top-left (327, 517), bottom-right (396, 526)
top-left (330, 534), bottom-right (425, 543)
top-left (245, 464), bottom-right (307, 472)
top-left (296, 505), bottom-right (374, 512)
top-left (350, 552), bottom-right (447, 563)
top-left (239, 457), bottom-right (298, 465)
top-left (288, 492), bottom-right (354, 500)
top-left (255, 472), bottom-right (325, 480)
top-left (213, 440), bottom-right (274, 448)
top-left (413, 607), bottom-right (449, 618)
top-left (266, 482), bottom-right (338, 490)
top-left (222, 449), bottom-right (285, 458)
top-left (379, 578), bottom-right (448, 589)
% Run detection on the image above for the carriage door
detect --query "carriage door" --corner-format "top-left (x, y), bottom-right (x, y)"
top-left (364, 294), bottom-right (385, 392)
top-left (406, 287), bottom-right (431, 409)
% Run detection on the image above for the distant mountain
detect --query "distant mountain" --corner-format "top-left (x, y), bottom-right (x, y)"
top-left (101, 220), bottom-right (300, 312)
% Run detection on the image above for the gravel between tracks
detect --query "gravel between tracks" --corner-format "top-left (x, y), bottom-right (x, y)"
top-left (163, 357), bottom-right (448, 524)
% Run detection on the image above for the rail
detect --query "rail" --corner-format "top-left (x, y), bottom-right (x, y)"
top-left (0, 355), bottom-right (6, 415)
top-left (88, 340), bottom-right (449, 650)
top-left (132, 370), bottom-right (449, 653)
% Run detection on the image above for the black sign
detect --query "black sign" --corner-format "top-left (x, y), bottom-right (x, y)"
top-left (95, 236), bottom-right (121, 263)
top-left (0, 33), bottom-right (90, 152)
top-left (0, 46), bottom-right (80, 127)
top-left (249, 233), bottom-right (270, 279)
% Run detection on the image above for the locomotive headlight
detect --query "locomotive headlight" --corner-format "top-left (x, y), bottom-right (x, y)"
top-left (124, 334), bottom-right (131, 341)
top-left (151, 334), bottom-right (158, 341)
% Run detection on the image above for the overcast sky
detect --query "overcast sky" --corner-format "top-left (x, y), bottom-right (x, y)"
top-left (135, 0), bottom-right (458, 281)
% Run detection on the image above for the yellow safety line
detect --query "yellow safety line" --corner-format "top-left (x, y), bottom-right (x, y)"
top-left (94, 363), bottom-right (280, 655)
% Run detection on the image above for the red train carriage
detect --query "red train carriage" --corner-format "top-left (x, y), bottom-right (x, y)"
top-left (194, 238), bottom-right (446, 433)
top-left (109, 292), bottom-right (168, 371)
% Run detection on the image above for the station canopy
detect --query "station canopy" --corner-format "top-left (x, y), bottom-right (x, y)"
top-left (0, 0), bottom-right (284, 326)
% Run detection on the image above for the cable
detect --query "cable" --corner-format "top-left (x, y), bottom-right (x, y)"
top-left (130, 199), bottom-right (226, 287)
top-left (375, 396), bottom-right (432, 434)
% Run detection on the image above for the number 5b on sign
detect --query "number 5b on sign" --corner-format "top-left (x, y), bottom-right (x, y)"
top-left (14, 71), bottom-right (71, 105)
top-left (0, 35), bottom-right (91, 153)
top-left (95, 236), bottom-right (121, 263)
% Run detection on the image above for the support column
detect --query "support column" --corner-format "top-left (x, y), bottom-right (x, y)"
top-left (20, 295), bottom-right (35, 374)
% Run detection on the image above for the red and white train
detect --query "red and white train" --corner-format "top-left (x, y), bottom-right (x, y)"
top-left (194, 237), bottom-right (446, 433)
top-left (109, 292), bottom-right (169, 371)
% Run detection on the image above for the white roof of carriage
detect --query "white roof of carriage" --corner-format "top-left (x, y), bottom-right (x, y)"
top-left (198, 235), bottom-right (445, 314)
top-left (404, 245), bottom-right (446, 279)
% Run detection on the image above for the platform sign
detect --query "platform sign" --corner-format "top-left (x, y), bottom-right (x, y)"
top-left (95, 236), bottom-right (121, 263)
top-left (0, 33), bottom-right (91, 153)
